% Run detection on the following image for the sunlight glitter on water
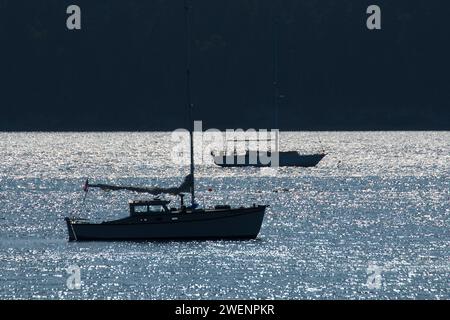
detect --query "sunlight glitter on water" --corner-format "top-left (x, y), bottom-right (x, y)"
top-left (0, 132), bottom-right (449, 299)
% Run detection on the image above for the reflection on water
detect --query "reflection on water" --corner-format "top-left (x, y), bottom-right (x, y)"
top-left (0, 132), bottom-right (449, 299)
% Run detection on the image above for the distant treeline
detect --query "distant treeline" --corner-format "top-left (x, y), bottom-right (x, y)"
top-left (0, 0), bottom-right (449, 131)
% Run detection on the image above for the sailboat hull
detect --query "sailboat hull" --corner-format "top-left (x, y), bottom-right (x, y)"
top-left (213, 151), bottom-right (325, 168)
top-left (65, 206), bottom-right (266, 241)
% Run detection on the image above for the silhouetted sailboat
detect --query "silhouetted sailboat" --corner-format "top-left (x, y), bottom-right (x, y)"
top-left (65, 1), bottom-right (267, 241)
top-left (212, 18), bottom-right (326, 168)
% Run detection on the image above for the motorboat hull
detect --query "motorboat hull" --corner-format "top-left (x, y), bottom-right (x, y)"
top-left (65, 206), bottom-right (266, 241)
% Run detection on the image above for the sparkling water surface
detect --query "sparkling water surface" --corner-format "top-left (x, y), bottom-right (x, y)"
top-left (0, 132), bottom-right (449, 299)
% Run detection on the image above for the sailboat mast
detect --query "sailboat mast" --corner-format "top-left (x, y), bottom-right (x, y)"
top-left (184, 0), bottom-right (195, 207)
top-left (273, 18), bottom-right (280, 129)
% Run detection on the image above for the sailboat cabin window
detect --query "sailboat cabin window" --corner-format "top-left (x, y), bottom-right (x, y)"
top-left (130, 200), bottom-right (170, 215)
top-left (149, 205), bottom-right (165, 213)
top-left (134, 206), bottom-right (148, 213)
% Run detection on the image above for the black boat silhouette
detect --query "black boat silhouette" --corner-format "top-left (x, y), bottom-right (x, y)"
top-left (65, 1), bottom-right (267, 241)
top-left (65, 199), bottom-right (266, 241)
top-left (212, 150), bottom-right (326, 168)
top-left (212, 17), bottom-right (326, 168)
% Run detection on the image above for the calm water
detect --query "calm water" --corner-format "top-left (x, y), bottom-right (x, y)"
top-left (0, 132), bottom-right (449, 299)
